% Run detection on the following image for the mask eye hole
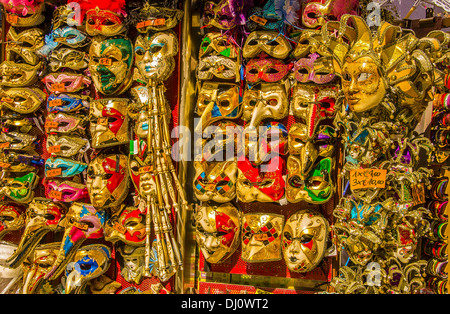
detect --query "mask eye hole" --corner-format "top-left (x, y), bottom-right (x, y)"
top-left (218, 100), bottom-right (230, 108)
top-left (342, 73), bottom-right (351, 82)
top-left (266, 67), bottom-right (280, 74)
top-left (289, 176), bottom-right (303, 188)
top-left (87, 18), bottom-right (95, 25)
top-left (248, 39), bottom-right (258, 46)
top-left (266, 40), bottom-right (279, 47)
top-left (135, 48), bottom-right (145, 56)
top-left (300, 234), bottom-right (314, 244)
top-left (150, 45), bottom-right (164, 54)
top-left (283, 232), bottom-right (292, 241)
top-left (216, 180), bottom-right (229, 187)
top-left (358, 72), bottom-right (372, 82)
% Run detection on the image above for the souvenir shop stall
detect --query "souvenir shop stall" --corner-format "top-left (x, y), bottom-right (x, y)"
top-left (0, 0), bottom-right (447, 294)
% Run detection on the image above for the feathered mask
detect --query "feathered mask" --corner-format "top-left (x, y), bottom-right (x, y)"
top-left (69, 0), bottom-right (127, 18)
top-left (0, 0), bottom-right (44, 15)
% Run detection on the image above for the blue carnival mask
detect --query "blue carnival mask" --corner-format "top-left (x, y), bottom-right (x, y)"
top-left (47, 93), bottom-right (90, 113)
top-left (45, 157), bottom-right (88, 178)
top-left (38, 27), bottom-right (90, 57)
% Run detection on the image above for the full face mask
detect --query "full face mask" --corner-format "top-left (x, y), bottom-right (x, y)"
top-left (5, 198), bottom-right (66, 269)
top-left (194, 203), bottom-right (241, 264)
top-left (0, 87), bottom-right (46, 114)
top-left (200, 33), bottom-right (239, 59)
top-left (45, 203), bottom-right (107, 281)
top-left (6, 27), bottom-right (44, 66)
top-left (0, 203), bottom-right (26, 240)
top-left (116, 245), bottom-right (146, 284)
top-left (128, 152), bottom-right (157, 198)
top-left (193, 161), bottom-right (237, 203)
top-left (134, 31), bottom-right (179, 82)
top-left (241, 213), bottom-right (284, 262)
top-left (282, 208), bottom-right (329, 273)
top-left (65, 244), bottom-right (112, 294)
top-left (104, 206), bottom-right (146, 246)
top-left (89, 35), bottom-right (134, 95)
top-left (243, 31), bottom-right (292, 60)
top-left (86, 154), bottom-right (129, 209)
top-left (89, 98), bottom-right (129, 148)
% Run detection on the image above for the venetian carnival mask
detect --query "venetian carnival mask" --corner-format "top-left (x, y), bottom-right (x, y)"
top-left (45, 112), bottom-right (88, 135)
top-left (45, 157), bottom-right (88, 178)
top-left (89, 35), bottom-right (134, 95)
top-left (48, 48), bottom-right (89, 72)
top-left (282, 209), bottom-right (329, 273)
top-left (0, 203), bottom-right (26, 240)
top-left (89, 98), bottom-right (129, 148)
top-left (242, 82), bottom-right (289, 129)
top-left (135, 31), bottom-right (179, 82)
top-left (116, 245), bottom-right (146, 284)
top-left (199, 120), bottom-right (240, 162)
top-left (193, 161), bottom-right (237, 203)
top-left (245, 0), bottom-right (284, 31)
top-left (86, 8), bottom-right (126, 37)
top-left (42, 72), bottom-right (91, 94)
top-left (5, 198), bottom-right (65, 269)
top-left (135, 3), bottom-right (184, 33)
top-left (241, 213), bottom-right (284, 262)
top-left (194, 203), bottom-right (241, 264)
top-left (200, 33), bottom-right (239, 59)
top-left (0, 173), bottom-right (39, 203)
top-left (45, 203), bottom-right (107, 281)
top-left (0, 151), bottom-right (43, 173)
top-left (6, 27), bottom-right (44, 66)
top-left (86, 154), bottom-right (129, 209)
top-left (0, 132), bottom-right (36, 151)
top-left (45, 180), bottom-right (89, 203)
top-left (46, 135), bottom-right (89, 158)
top-left (301, 0), bottom-right (358, 29)
top-left (0, 87), bottom-right (46, 114)
top-left (0, 61), bottom-right (42, 87)
top-left (198, 55), bottom-right (239, 81)
top-left (104, 206), bottom-right (146, 246)
top-left (65, 244), bottom-right (112, 294)
top-left (4, 2), bottom-right (45, 27)
top-left (292, 53), bottom-right (335, 84)
top-left (47, 93), bottom-right (90, 113)
top-left (245, 55), bottom-right (292, 84)
top-left (243, 31), bottom-right (292, 60)
top-left (237, 156), bottom-right (285, 203)
top-left (203, 0), bottom-right (238, 30)
top-left (128, 152), bottom-right (157, 198)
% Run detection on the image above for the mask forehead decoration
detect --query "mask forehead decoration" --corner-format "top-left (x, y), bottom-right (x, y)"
top-left (0, 203), bottom-right (26, 240)
top-left (243, 31), bottom-right (292, 60)
top-left (241, 213), bottom-right (284, 262)
top-left (282, 209), bottom-right (329, 273)
top-left (193, 161), bottom-right (237, 203)
top-left (194, 203), bottom-right (241, 264)
top-left (89, 98), bottom-right (129, 148)
top-left (86, 154), bottom-right (129, 209)
top-left (134, 31), bottom-right (179, 83)
top-left (116, 245), bottom-right (146, 284)
top-left (89, 35), bottom-right (134, 95)
top-left (200, 33), bottom-right (239, 59)
top-left (45, 203), bottom-right (107, 281)
top-left (65, 244), bottom-right (112, 294)
top-left (105, 206), bottom-right (146, 246)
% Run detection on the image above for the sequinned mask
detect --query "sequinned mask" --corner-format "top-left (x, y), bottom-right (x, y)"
top-left (292, 53), bottom-right (335, 84)
top-left (45, 180), bottom-right (89, 203)
top-left (48, 48), bottom-right (89, 72)
top-left (302, 0), bottom-right (358, 29)
top-left (0, 203), bottom-right (26, 240)
top-left (6, 27), bottom-right (44, 66)
top-left (86, 8), bottom-right (126, 37)
top-left (193, 161), bottom-right (237, 203)
top-left (89, 35), bottom-right (134, 95)
top-left (135, 31), bottom-right (178, 82)
top-left (0, 87), bottom-right (46, 114)
top-left (104, 206), bottom-right (146, 246)
top-left (243, 31), bottom-right (292, 60)
top-left (89, 98), bottom-right (129, 148)
top-left (245, 56), bottom-right (292, 83)
top-left (198, 55), bottom-right (239, 81)
top-left (242, 213), bottom-right (284, 262)
top-left (52, 26), bottom-right (90, 48)
top-left (194, 203), bottom-right (241, 264)
top-left (282, 208), bottom-right (329, 273)
top-left (200, 33), bottom-right (239, 59)
top-left (86, 154), bottom-right (129, 209)
top-left (203, 0), bottom-right (237, 30)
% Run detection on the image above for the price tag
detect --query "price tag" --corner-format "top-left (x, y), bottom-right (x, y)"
top-left (0, 142), bottom-right (10, 149)
top-left (51, 83), bottom-right (65, 92)
top-left (99, 58), bottom-right (112, 66)
top-left (97, 117), bottom-right (109, 126)
top-left (254, 233), bottom-right (269, 242)
top-left (349, 169), bottom-right (387, 190)
top-left (137, 18), bottom-right (166, 29)
top-left (249, 15), bottom-right (267, 26)
top-left (49, 190), bottom-right (63, 200)
top-left (47, 145), bottom-right (61, 154)
top-left (1, 97), bottom-right (14, 103)
top-left (152, 18), bottom-right (166, 26)
top-left (6, 14), bottom-right (18, 24)
top-left (46, 168), bottom-right (62, 178)
top-left (139, 165), bottom-right (153, 174)
top-left (49, 99), bottom-right (62, 107)
top-left (73, 221), bottom-right (89, 231)
top-left (113, 222), bottom-right (126, 234)
top-left (0, 162), bottom-right (11, 168)
top-left (217, 65), bottom-right (225, 72)
top-left (45, 121), bottom-right (59, 129)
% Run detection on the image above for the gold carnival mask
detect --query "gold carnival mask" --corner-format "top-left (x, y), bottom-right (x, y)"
top-left (46, 135), bottom-right (89, 158)
top-left (135, 4), bottom-right (184, 33)
top-left (104, 206), bottom-right (146, 246)
top-left (135, 31), bottom-right (179, 82)
top-left (241, 213), bottom-right (284, 263)
top-left (0, 203), bottom-right (26, 240)
top-left (117, 245), bottom-right (146, 284)
top-left (282, 209), bottom-right (330, 273)
top-left (243, 31), bottom-right (292, 60)
top-left (199, 33), bottom-right (239, 59)
top-left (194, 203), bottom-right (241, 264)
top-left (0, 87), bottom-right (46, 114)
top-left (86, 8), bottom-right (127, 37)
top-left (0, 61), bottom-right (42, 87)
top-left (48, 48), bottom-right (89, 72)
top-left (4, 2), bottom-right (45, 27)
top-left (198, 55), bottom-right (239, 81)
top-left (6, 27), bottom-right (44, 66)
top-left (89, 98), bottom-right (129, 149)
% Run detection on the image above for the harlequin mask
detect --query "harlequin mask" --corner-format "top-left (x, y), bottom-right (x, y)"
top-left (282, 209), bottom-right (329, 273)
top-left (6, 27), bottom-right (44, 66)
top-left (193, 161), bottom-right (237, 203)
top-left (89, 98), bottom-right (129, 148)
top-left (200, 33), bottom-right (239, 59)
top-left (45, 203), bottom-right (107, 281)
top-left (0, 151), bottom-right (44, 173)
top-left (194, 203), bottom-right (241, 264)
top-left (196, 82), bottom-right (241, 130)
top-left (0, 61), bottom-right (42, 87)
top-left (46, 135), bottom-right (90, 158)
top-left (86, 8), bottom-right (126, 37)
top-left (0, 87), bottom-right (46, 114)
top-left (237, 156), bottom-right (285, 203)
top-left (245, 55), bottom-right (292, 83)
top-left (286, 156), bottom-right (335, 204)
top-left (47, 93), bottom-right (90, 113)
top-left (243, 31), bottom-right (292, 60)
top-left (4, 2), bottom-right (45, 27)
top-left (45, 157), bottom-right (88, 178)
top-left (116, 245), bottom-right (145, 284)
top-left (45, 180), bottom-right (89, 203)
top-left (86, 154), bottom-right (129, 209)
top-left (292, 53), bottom-right (335, 84)
top-left (45, 112), bottom-right (88, 135)
top-left (104, 206), bottom-right (146, 245)
top-left (198, 55), bottom-right (239, 81)
top-left (21, 243), bottom-right (60, 294)
top-left (301, 0), bottom-right (358, 29)
top-left (5, 198), bottom-right (65, 269)
top-left (241, 213), bottom-right (284, 262)
top-left (0, 172), bottom-right (38, 203)
top-left (48, 48), bottom-right (89, 72)
top-left (89, 35), bottom-right (134, 95)
top-left (42, 73), bottom-right (91, 94)
top-left (242, 82), bottom-right (289, 129)
top-left (65, 244), bottom-right (111, 294)
top-left (203, 0), bottom-right (237, 30)
top-left (0, 203), bottom-right (26, 240)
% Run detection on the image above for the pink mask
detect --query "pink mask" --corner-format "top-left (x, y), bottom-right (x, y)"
top-left (292, 53), bottom-right (335, 84)
top-left (245, 55), bottom-right (292, 83)
top-left (42, 73), bottom-right (91, 94)
top-left (46, 180), bottom-right (89, 203)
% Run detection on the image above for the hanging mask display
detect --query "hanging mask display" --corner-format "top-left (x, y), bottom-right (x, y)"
top-left (46, 135), bottom-right (89, 158)
top-left (45, 180), bottom-right (89, 203)
top-left (48, 48), bottom-right (89, 72)
top-left (245, 55), bottom-right (292, 84)
top-left (193, 161), bottom-right (237, 203)
top-left (0, 61), bottom-right (43, 87)
top-left (45, 113), bottom-right (88, 135)
top-left (47, 94), bottom-right (90, 113)
top-left (6, 27), bottom-right (44, 66)
top-left (0, 173), bottom-right (39, 203)
top-left (133, 0), bottom-right (184, 33)
top-left (194, 203), bottom-right (241, 264)
top-left (2, 1), bottom-right (46, 27)
top-left (104, 206), bottom-right (146, 246)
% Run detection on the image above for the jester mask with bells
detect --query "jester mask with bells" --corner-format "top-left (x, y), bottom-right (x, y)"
top-left (44, 203), bottom-right (107, 281)
top-left (65, 244), bottom-right (112, 294)
top-left (104, 206), bottom-right (146, 246)
top-left (319, 15), bottom-right (441, 124)
top-left (282, 209), bottom-right (330, 273)
top-left (134, 30), bottom-right (179, 83)
top-left (89, 35), bottom-right (134, 95)
top-left (194, 203), bottom-right (241, 264)
top-left (89, 98), bottom-right (129, 149)
top-left (241, 213), bottom-right (284, 263)
top-left (86, 154), bottom-right (129, 209)
top-left (21, 242), bottom-right (60, 294)
top-left (193, 161), bottom-right (237, 204)
top-left (0, 203), bottom-right (26, 240)
top-left (5, 198), bottom-right (66, 269)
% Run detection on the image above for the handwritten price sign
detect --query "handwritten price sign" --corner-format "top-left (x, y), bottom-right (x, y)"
top-left (349, 169), bottom-right (387, 190)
